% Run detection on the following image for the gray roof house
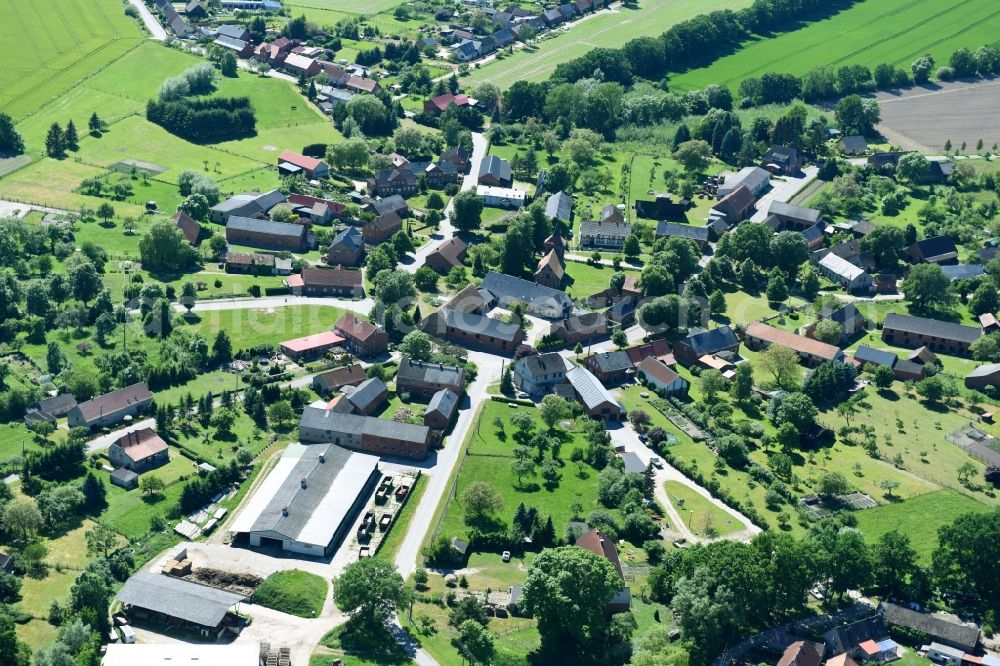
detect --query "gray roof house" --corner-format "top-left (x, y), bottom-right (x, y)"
top-left (566, 366), bottom-right (625, 420)
top-left (25, 393), bottom-right (78, 424)
top-left (717, 166), bottom-right (771, 198)
top-left (482, 271), bottom-right (573, 319)
top-left (477, 155), bottom-right (513, 187)
top-left (210, 189), bottom-right (285, 223)
top-left (655, 221), bottom-right (710, 246)
top-left (764, 200), bottom-right (822, 229)
top-left (343, 377), bottom-right (389, 415)
top-left (299, 407), bottom-right (432, 458)
top-left (513, 352), bottom-right (570, 398)
top-left (622, 451), bottom-right (647, 474)
top-left (545, 191), bottom-right (573, 222)
top-left (579, 220), bottom-right (631, 249)
top-left (425, 388), bottom-right (460, 431)
top-left (879, 603), bottom-right (980, 652)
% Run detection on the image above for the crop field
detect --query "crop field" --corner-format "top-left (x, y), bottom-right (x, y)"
top-left (669, 0), bottom-right (1000, 92)
top-left (0, 40), bottom-right (342, 216)
top-left (875, 79), bottom-right (1000, 153)
top-left (463, 0), bottom-right (754, 89)
top-left (0, 0), bottom-right (142, 121)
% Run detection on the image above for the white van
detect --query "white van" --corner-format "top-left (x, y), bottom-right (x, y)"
top-left (118, 625), bottom-right (136, 644)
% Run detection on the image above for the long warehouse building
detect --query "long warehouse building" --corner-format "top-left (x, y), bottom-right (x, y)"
top-left (227, 443), bottom-right (379, 557)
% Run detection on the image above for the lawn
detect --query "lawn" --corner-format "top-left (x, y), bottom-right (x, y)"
top-left (563, 260), bottom-right (638, 300)
top-left (436, 400), bottom-right (605, 548)
top-left (663, 480), bottom-right (743, 537)
top-left (14, 519), bottom-right (103, 647)
top-left (463, 0), bottom-right (754, 89)
top-left (0, 0), bottom-right (142, 120)
top-left (853, 489), bottom-right (990, 562)
top-left (100, 453), bottom-right (200, 539)
top-left (182, 305), bottom-right (349, 353)
top-left (252, 570), bottom-right (328, 619)
top-left (668, 0), bottom-right (1000, 91)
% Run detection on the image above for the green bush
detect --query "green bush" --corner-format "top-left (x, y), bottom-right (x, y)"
top-left (251, 570), bottom-right (327, 618)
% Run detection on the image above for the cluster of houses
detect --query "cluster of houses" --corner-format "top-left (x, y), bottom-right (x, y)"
top-left (366, 146), bottom-right (469, 197)
top-left (445, 0), bottom-right (611, 62)
top-left (637, 144), bottom-right (967, 298)
top-left (776, 602), bottom-right (989, 666)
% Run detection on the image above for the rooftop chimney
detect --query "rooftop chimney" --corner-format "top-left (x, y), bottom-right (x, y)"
top-left (281, 506), bottom-right (288, 516)
top-left (319, 454), bottom-right (325, 463)
top-left (300, 478), bottom-right (308, 489)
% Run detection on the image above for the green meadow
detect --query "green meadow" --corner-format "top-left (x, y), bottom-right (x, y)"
top-left (0, 0), bottom-right (142, 120)
top-left (463, 0), bottom-right (753, 89)
top-left (669, 0), bottom-right (1000, 91)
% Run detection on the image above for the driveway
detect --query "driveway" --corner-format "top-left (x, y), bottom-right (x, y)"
top-left (749, 166), bottom-right (820, 222)
top-left (127, 0), bottom-right (167, 40)
top-left (606, 415), bottom-right (761, 544)
top-left (392, 349), bottom-right (506, 579)
top-left (403, 131), bottom-right (488, 274)
top-left (85, 418), bottom-right (157, 453)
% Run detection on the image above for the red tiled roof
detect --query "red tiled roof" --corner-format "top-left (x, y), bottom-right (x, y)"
top-left (636, 356), bottom-right (680, 386)
top-left (300, 267), bottom-right (362, 288)
top-left (427, 93), bottom-right (471, 111)
top-left (624, 339), bottom-right (671, 364)
top-left (171, 211), bottom-right (200, 245)
top-left (76, 383), bottom-right (153, 424)
top-left (335, 314), bottom-right (382, 342)
top-left (745, 322), bottom-right (841, 360)
top-left (278, 149), bottom-right (322, 172)
top-left (575, 529), bottom-right (624, 581)
top-left (347, 75), bottom-right (377, 92)
top-left (113, 427), bottom-right (167, 462)
top-left (315, 363), bottom-right (366, 389)
top-left (429, 237), bottom-right (467, 267)
top-left (280, 331), bottom-right (345, 353)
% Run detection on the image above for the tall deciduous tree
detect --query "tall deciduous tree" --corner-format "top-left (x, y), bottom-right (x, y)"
top-left (521, 546), bottom-right (621, 655)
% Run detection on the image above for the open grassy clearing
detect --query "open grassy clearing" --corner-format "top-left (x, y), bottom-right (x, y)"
top-left (563, 260), bottom-right (638, 299)
top-left (438, 400), bottom-right (611, 551)
top-left (463, 0), bottom-right (754, 89)
top-left (183, 305), bottom-right (349, 352)
top-left (0, 0), bottom-right (142, 120)
top-left (664, 480), bottom-right (743, 537)
top-left (1, 43), bottom-right (339, 216)
top-left (14, 520), bottom-right (101, 647)
top-left (252, 570), bottom-right (328, 618)
top-left (669, 0), bottom-right (1000, 92)
top-left (288, 0), bottom-right (405, 15)
top-left (854, 489), bottom-right (989, 562)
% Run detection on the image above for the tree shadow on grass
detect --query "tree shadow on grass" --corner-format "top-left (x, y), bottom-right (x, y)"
top-left (335, 618), bottom-right (414, 665)
top-left (876, 388), bottom-right (900, 401)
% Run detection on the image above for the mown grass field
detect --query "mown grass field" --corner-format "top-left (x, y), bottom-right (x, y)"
top-left (853, 489), bottom-right (989, 562)
top-left (0, 0), bottom-right (142, 120)
top-left (464, 0), bottom-right (754, 89)
top-left (669, 0), bottom-right (1000, 91)
top-left (184, 305), bottom-right (349, 352)
top-left (664, 480), bottom-right (743, 537)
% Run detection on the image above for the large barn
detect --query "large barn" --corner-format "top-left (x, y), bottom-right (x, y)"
top-left (227, 443), bottom-right (379, 557)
